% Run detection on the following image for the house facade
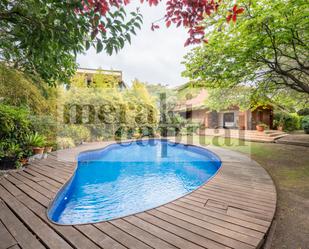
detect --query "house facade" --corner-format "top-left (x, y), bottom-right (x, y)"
top-left (76, 68), bottom-right (127, 90)
top-left (175, 89), bottom-right (273, 130)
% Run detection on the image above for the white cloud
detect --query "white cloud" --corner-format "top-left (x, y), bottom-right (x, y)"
top-left (76, 2), bottom-right (194, 87)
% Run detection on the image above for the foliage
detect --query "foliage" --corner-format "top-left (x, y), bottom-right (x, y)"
top-left (274, 112), bottom-right (301, 131)
top-left (60, 78), bottom-right (158, 140)
top-left (0, 1), bottom-right (143, 85)
top-left (256, 122), bottom-right (268, 128)
top-left (0, 142), bottom-right (24, 168)
top-left (301, 116), bottom-right (309, 134)
top-left (160, 112), bottom-right (187, 136)
top-left (0, 104), bottom-right (32, 167)
top-left (145, 83), bottom-right (178, 112)
top-left (24, 132), bottom-right (46, 148)
top-left (0, 63), bottom-right (52, 114)
top-left (298, 108), bottom-right (309, 116)
top-left (92, 70), bottom-right (121, 89)
top-left (0, 0), bottom-right (245, 85)
top-left (29, 115), bottom-right (58, 141)
top-left (56, 137), bottom-right (75, 150)
top-left (58, 125), bottom-right (91, 145)
top-left (181, 123), bottom-right (201, 135)
top-left (0, 104), bottom-right (30, 142)
top-left (183, 0), bottom-right (309, 95)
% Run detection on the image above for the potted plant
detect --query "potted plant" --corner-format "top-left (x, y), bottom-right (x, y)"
top-left (132, 128), bottom-right (141, 139)
top-left (44, 141), bottom-right (55, 153)
top-left (0, 142), bottom-right (24, 170)
top-left (276, 118), bottom-right (284, 131)
top-left (24, 133), bottom-right (46, 155)
top-left (256, 122), bottom-right (268, 132)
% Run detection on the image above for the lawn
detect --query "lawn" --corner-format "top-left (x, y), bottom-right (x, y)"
top-left (185, 135), bottom-right (309, 249)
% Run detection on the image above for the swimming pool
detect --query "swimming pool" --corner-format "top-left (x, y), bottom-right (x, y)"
top-left (48, 139), bottom-right (221, 225)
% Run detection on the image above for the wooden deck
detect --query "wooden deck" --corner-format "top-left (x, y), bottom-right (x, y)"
top-left (0, 141), bottom-right (277, 249)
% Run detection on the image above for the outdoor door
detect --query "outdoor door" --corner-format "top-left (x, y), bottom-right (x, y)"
top-left (223, 113), bottom-right (235, 128)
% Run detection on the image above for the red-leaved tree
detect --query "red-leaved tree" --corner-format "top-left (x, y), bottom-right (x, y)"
top-left (79, 0), bottom-right (244, 47)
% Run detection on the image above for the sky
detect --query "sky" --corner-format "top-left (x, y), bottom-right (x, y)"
top-left (77, 2), bottom-right (194, 88)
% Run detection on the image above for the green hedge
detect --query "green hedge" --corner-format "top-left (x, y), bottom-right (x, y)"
top-left (273, 112), bottom-right (301, 131)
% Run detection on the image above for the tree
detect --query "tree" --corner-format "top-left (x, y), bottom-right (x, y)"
top-left (183, 0), bottom-right (309, 94)
top-left (0, 63), bottom-right (56, 114)
top-left (0, 0), bottom-right (242, 85)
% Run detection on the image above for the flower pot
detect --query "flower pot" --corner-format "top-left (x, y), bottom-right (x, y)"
top-left (133, 133), bottom-right (140, 139)
top-left (32, 147), bottom-right (45, 155)
top-left (44, 146), bottom-right (53, 153)
top-left (155, 132), bottom-right (161, 137)
top-left (256, 125), bottom-right (265, 132)
top-left (277, 126), bottom-right (283, 131)
top-left (0, 157), bottom-right (17, 170)
top-left (20, 158), bottom-right (28, 166)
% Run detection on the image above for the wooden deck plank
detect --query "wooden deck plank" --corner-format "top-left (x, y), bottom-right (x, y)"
top-left (0, 219), bottom-right (17, 249)
top-left (156, 206), bottom-right (260, 246)
top-left (1, 179), bottom-right (101, 249)
top-left (0, 186), bottom-right (72, 249)
top-left (187, 194), bottom-right (274, 218)
top-left (10, 173), bottom-right (54, 199)
top-left (17, 171), bottom-right (59, 193)
top-left (23, 168), bottom-right (63, 188)
top-left (110, 219), bottom-right (178, 249)
top-left (4, 177), bottom-right (50, 207)
top-left (193, 191), bottom-right (275, 213)
top-left (24, 166), bottom-right (67, 184)
top-left (95, 222), bottom-right (152, 249)
top-left (198, 187), bottom-right (276, 208)
top-left (165, 203), bottom-right (264, 238)
top-left (124, 215), bottom-right (205, 249)
top-left (75, 224), bottom-right (126, 249)
top-left (203, 185), bottom-right (276, 204)
top-left (30, 165), bottom-right (70, 181)
top-left (147, 209), bottom-right (254, 249)
top-left (173, 200), bottom-right (269, 232)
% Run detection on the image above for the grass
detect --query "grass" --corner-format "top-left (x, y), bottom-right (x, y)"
top-left (186, 135), bottom-right (309, 248)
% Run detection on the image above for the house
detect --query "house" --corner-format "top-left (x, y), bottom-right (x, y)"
top-left (174, 89), bottom-right (273, 130)
top-left (76, 68), bottom-right (127, 90)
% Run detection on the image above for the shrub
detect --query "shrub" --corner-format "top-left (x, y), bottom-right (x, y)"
top-left (181, 123), bottom-right (201, 135)
top-left (273, 112), bottom-right (301, 131)
top-left (0, 104), bottom-right (31, 142)
top-left (139, 126), bottom-right (155, 137)
top-left (0, 141), bottom-right (25, 168)
top-left (61, 82), bottom-right (159, 141)
top-left (302, 116), bottom-right (309, 134)
top-left (58, 125), bottom-right (91, 144)
top-left (56, 137), bottom-right (75, 150)
top-left (29, 115), bottom-right (58, 141)
top-left (0, 104), bottom-right (32, 168)
top-left (284, 113), bottom-right (301, 131)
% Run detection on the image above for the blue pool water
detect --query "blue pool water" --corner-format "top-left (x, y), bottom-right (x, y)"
top-left (48, 139), bottom-right (221, 224)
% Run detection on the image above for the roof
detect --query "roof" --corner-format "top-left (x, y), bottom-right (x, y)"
top-left (174, 89), bottom-right (209, 111)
